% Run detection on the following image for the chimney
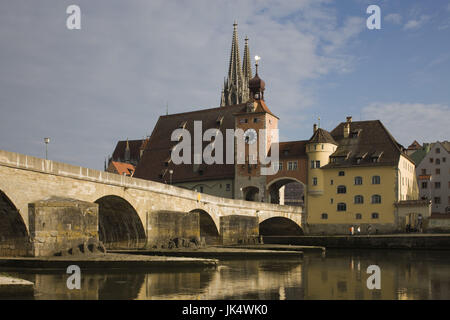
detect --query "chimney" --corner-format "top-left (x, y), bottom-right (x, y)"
top-left (343, 117), bottom-right (351, 138)
top-left (313, 123), bottom-right (318, 133)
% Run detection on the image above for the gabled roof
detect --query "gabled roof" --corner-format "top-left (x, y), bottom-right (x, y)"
top-left (308, 128), bottom-right (337, 145)
top-left (134, 104), bottom-right (247, 183)
top-left (407, 140), bottom-right (422, 151)
top-left (322, 120), bottom-right (410, 168)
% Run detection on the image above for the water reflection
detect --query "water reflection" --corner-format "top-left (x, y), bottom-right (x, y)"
top-left (6, 250), bottom-right (450, 300)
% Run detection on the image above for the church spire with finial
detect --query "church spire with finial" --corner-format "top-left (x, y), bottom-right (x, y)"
top-left (220, 22), bottom-right (251, 107)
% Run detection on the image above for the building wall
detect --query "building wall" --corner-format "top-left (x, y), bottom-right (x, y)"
top-left (415, 142), bottom-right (450, 213)
top-left (307, 166), bottom-right (399, 234)
top-left (173, 178), bottom-right (234, 199)
top-left (398, 155), bottom-right (419, 201)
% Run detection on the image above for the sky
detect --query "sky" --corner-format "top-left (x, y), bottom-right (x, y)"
top-left (0, 0), bottom-right (449, 170)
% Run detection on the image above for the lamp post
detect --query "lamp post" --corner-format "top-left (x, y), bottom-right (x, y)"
top-left (169, 169), bottom-right (173, 185)
top-left (44, 137), bottom-right (50, 160)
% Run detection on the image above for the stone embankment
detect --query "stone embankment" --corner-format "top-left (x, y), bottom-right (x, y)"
top-left (263, 234), bottom-right (450, 249)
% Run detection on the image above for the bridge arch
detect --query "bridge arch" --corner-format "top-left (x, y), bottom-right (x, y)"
top-left (242, 186), bottom-right (260, 202)
top-left (95, 195), bottom-right (146, 249)
top-left (266, 177), bottom-right (305, 206)
top-left (189, 209), bottom-right (220, 245)
top-left (259, 216), bottom-right (304, 236)
top-left (0, 189), bottom-right (29, 256)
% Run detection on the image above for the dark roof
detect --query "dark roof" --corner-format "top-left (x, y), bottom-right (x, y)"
top-left (322, 120), bottom-right (411, 169)
top-left (276, 141), bottom-right (308, 159)
top-left (308, 128), bottom-right (337, 145)
top-left (111, 139), bottom-right (145, 163)
top-left (134, 104), bottom-right (249, 183)
top-left (407, 140), bottom-right (421, 150)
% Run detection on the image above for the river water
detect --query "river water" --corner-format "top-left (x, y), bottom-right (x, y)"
top-left (6, 250), bottom-right (450, 300)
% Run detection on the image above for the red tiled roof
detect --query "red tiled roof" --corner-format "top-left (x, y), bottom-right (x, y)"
top-left (108, 161), bottom-right (135, 176)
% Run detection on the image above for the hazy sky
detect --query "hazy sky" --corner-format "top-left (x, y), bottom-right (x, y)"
top-left (1, 0), bottom-right (449, 170)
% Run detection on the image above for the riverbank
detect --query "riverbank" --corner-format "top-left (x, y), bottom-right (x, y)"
top-left (263, 233), bottom-right (450, 249)
top-left (0, 275), bottom-right (34, 298)
top-left (221, 244), bottom-right (325, 253)
top-left (109, 247), bottom-right (304, 259)
top-left (0, 253), bottom-right (217, 270)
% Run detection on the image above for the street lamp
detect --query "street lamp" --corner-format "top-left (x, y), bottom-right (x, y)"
top-left (44, 137), bottom-right (50, 160)
top-left (169, 169), bottom-right (173, 185)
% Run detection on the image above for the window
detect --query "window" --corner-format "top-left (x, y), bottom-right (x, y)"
top-left (330, 179), bottom-right (334, 185)
top-left (354, 195), bottom-right (364, 204)
top-left (443, 157), bottom-right (446, 162)
top-left (436, 168), bottom-right (440, 175)
top-left (311, 161), bottom-right (315, 169)
top-left (200, 186), bottom-right (204, 193)
top-left (339, 171), bottom-right (345, 176)
top-left (356, 213), bottom-right (362, 220)
top-left (422, 182), bottom-right (428, 188)
top-left (371, 213), bottom-right (379, 219)
top-left (337, 203), bottom-right (347, 211)
top-left (313, 177), bottom-right (318, 186)
top-left (288, 161), bottom-right (298, 171)
top-left (434, 197), bottom-right (441, 204)
top-left (337, 185), bottom-right (347, 194)
top-left (372, 195), bottom-right (382, 204)
top-left (315, 160), bottom-right (320, 168)
top-left (239, 118), bottom-right (248, 124)
top-left (372, 176), bottom-right (381, 184)
top-left (436, 158), bottom-right (441, 165)
top-left (321, 213), bottom-right (328, 220)
top-left (330, 198), bottom-right (334, 204)
top-left (226, 184), bottom-right (231, 191)
top-left (435, 182), bottom-right (441, 189)
top-left (354, 176), bottom-right (363, 185)
top-left (430, 158), bottom-right (434, 163)
top-left (421, 169), bottom-right (426, 175)
top-left (436, 148), bottom-right (440, 154)
top-left (253, 118), bottom-right (259, 123)
top-left (278, 162), bottom-right (283, 171)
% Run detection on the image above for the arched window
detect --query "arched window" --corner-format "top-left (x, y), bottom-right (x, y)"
top-left (337, 185), bottom-right (346, 194)
top-left (356, 213), bottom-right (362, 220)
top-left (371, 212), bottom-right (379, 219)
top-left (372, 195), bottom-right (381, 204)
top-left (354, 195), bottom-right (364, 204)
top-left (372, 175), bottom-right (381, 184)
top-left (337, 203), bottom-right (347, 211)
top-left (354, 176), bottom-right (363, 185)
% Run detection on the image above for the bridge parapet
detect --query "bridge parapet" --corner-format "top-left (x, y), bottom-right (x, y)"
top-left (0, 149), bottom-right (303, 216)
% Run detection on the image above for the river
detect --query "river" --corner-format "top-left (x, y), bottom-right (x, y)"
top-left (5, 249), bottom-right (450, 300)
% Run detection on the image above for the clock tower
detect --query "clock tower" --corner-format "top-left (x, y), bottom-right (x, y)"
top-left (234, 59), bottom-right (279, 202)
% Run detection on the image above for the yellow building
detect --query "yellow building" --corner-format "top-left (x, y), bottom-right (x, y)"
top-left (306, 117), bottom-right (430, 234)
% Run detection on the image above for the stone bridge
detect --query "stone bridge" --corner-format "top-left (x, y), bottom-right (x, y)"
top-left (0, 150), bottom-right (303, 255)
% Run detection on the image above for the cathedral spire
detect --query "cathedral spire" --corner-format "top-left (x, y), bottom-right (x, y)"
top-left (242, 36), bottom-right (252, 81)
top-left (220, 22), bottom-right (251, 107)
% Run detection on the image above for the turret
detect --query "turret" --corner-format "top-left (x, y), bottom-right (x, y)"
top-left (306, 125), bottom-right (337, 195)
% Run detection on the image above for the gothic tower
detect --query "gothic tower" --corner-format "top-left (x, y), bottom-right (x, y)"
top-left (220, 22), bottom-right (251, 107)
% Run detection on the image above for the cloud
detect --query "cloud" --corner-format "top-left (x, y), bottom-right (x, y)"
top-left (385, 13), bottom-right (402, 25)
top-left (362, 102), bottom-right (450, 145)
top-left (403, 15), bottom-right (430, 30)
top-left (0, 0), bottom-right (366, 169)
